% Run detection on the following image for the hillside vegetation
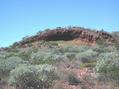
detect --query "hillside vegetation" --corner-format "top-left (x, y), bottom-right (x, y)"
top-left (0, 26), bottom-right (119, 89)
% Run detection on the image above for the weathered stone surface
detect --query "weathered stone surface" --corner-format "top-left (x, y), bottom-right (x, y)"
top-left (18, 27), bottom-right (116, 46)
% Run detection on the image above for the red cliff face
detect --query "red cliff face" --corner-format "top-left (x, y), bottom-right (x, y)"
top-left (19, 27), bottom-right (116, 46)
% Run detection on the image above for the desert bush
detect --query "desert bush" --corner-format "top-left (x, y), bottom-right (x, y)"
top-left (37, 41), bottom-right (58, 48)
top-left (113, 43), bottom-right (119, 50)
top-left (76, 49), bottom-right (98, 63)
top-left (41, 55), bottom-right (58, 64)
top-left (30, 52), bottom-right (46, 64)
top-left (95, 52), bottom-right (119, 73)
top-left (65, 52), bottom-right (76, 60)
top-left (30, 50), bottom-right (67, 64)
top-left (52, 45), bottom-right (90, 54)
top-left (62, 46), bottom-right (84, 53)
top-left (95, 52), bottom-right (119, 84)
top-left (92, 45), bottom-right (115, 53)
top-left (67, 74), bottom-right (80, 85)
top-left (76, 45), bottom-right (90, 52)
top-left (8, 64), bottom-right (58, 89)
top-left (96, 39), bottom-right (108, 46)
top-left (17, 48), bottom-right (38, 61)
top-left (30, 52), bottom-right (57, 64)
top-left (0, 56), bottom-right (27, 75)
top-left (18, 52), bottom-right (31, 61)
top-left (0, 51), bottom-right (18, 59)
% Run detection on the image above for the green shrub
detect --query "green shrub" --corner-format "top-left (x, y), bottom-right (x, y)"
top-left (0, 51), bottom-right (18, 59)
top-left (17, 48), bottom-right (38, 61)
top-left (95, 52), bottom-right (119, 84)
top-left (92, 46), bottom-right (107, 53)
top-left (113, 43), bottom-right (119, 50)
top-left (52, 45), bottom-right (90, 54)
top-left (65, 52), bottom-right (76, 60)
top-left (30, 51), bottom-right (66, 64)
top-left (0, 56), bottom-right (27, 74)
top-left (37, 41), bottom-right (58, 48)
top-left (30, 52), bottom-right (54, 64)
top-left (76, 49), bottom-right (98, 63)
top-left (93, 45), bottom-right (116, 53)
top-left (67, 74), bottom-right (80, 85)
top-left (95, 52), bottom-right (119, 73)
top-left (8, 64), bottom-right (58, 89)
top-left (18, 52), bottom-right (31, 61)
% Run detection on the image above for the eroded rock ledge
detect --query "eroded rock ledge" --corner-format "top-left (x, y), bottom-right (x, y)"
top-left (19, 27), bottom-right (115, 46)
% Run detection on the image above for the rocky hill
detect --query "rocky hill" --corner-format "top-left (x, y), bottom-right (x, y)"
top-left (16, 27), bottom-right (116, 47)
top-left (0, 26), bottom-right (119, 89)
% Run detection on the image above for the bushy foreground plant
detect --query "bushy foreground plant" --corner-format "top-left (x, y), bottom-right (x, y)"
top-left (95, 52), bottom-right (119, 73)
top-left (0, 56), bottom-right (27, 75)
top-left (8, 64), bottom-right (58, 89)
top-left (95, 52), bottom-right (119, 84)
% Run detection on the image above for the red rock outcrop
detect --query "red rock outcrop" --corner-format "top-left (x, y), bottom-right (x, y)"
top-left (18, 27), bottom-right (116, 46)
